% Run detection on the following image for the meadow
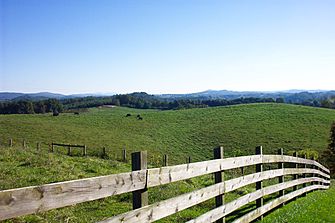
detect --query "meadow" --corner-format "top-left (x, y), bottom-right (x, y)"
top-left (1, 103), bottom-right (335, 164)
top-left (1, 103), bottom-right (335, 222)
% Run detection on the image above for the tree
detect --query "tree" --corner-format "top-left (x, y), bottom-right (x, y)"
top-left (321, 122), bottom-right (335, 177)
top-left (329, 122), bottom-right (335, 153)
top-left (34, 101), bottom-right (46, 113)
top-left (275, 98), bottom-right (285, 103)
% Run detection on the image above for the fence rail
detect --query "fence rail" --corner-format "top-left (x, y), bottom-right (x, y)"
top-left (0, 146), bottom-right (331, 222)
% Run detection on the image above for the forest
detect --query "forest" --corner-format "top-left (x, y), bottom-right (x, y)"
top-left (0, 92), bottom-right (335, 114)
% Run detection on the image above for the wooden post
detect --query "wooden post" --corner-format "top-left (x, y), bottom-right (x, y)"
top-left (163, 154), bottom-right (168, 166)
top-left (67, 146), bottom-right (71, 156)
top-left (131, 151), bottom-right (148, 209)
top-left (278, 148), bottom-right (285, 202)
top-left (51, 142), bottom-right (54, 152)
top-left (83, 145), bottom-right (87, 156)
top-left (9, 138), bottom-right (13, 147)
top-left (293, 152), bottom-right (298, 192)
top-left (37, 142), bottom-right (41, 150)
top-left (122, 149), bottom-right (127, 162)
top-left (303, 154), bottom-right (307, 196)
top-left (255, 146), bottom-right (263, 220)
top-left (317, 158), bottom-right (322, 186)
top-left (102, 147), bottom-right (106, 157)
top-left (240, 167), bottom-right (244, 176)
top-left (214, 146), bottom-right (225, 223)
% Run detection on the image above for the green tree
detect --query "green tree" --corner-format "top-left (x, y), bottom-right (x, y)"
top-left (321, 122), bottom-right (335, 177)
top-left (275, 98), bottom-right (285, 103)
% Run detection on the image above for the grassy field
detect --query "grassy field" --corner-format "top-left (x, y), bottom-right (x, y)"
top-left (261, 180), bottom-right (335, 223)
top-left (1, 103), bottom-right (335, 222)
top-left (1, 103), bottom-right (335, 164)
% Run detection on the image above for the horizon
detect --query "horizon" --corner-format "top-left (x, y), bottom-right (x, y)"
top-left (1, 88), bottom-right (335, 96)
top-left (1, 0), bottom-right (335, 94)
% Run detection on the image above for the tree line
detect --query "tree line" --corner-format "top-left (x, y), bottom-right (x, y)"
top-left (1, 92), bottom-right (335, 114)
top-left (0, 99), bottom-right (63, 114)
top-left (61, 92), bottom-right (281, 110)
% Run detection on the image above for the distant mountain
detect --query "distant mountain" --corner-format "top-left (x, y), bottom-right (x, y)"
top-left (157, 89), bottom-right (335, 103)
top-left (0, 92), bottom-right (25, 101)
top-left (66, 92), bottom-right (116, 98)
top-left (0, 92), bottom-right (116, 101)
top-left (6, 92), bottom-right (66, 101)
top-left (1, 90), bottom-right (335, 104)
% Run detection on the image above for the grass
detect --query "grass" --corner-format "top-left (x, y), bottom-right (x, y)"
top-left (261, 180), bottom-right (335, 223)
top-left (1, 103), bottom-right (335, 164)
top-left (1, 103), bottom-right (335, 222)
top-left (0, 145), bottom-right (227, 223)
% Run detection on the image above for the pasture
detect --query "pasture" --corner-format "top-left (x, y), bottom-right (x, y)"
top-left (1, 103), bottom-right (335, 222)
top-left (1, 103), bottom-right (335, 164)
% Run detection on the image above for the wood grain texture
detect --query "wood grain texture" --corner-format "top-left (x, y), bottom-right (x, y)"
top-left (99, 181), bottom-right (226, 223)
top-left (186, 177), bottom-right (329, 223)
top-left (99, 169), bottom-right (330, 223)
top-left (1, 153), bottom-right (330, 221)
top-left (52, 142), bottom-right (86, 148)
top-left (147, 155), bottom-right (329, 187)
top-left (262, 155), bottom-right (329, 173)
top-left (147, 155), bottom-right (263, 187)
top-left (232, 184), bottom-right (329, 223)
top-left (0, 170), bottom-right (146, 221)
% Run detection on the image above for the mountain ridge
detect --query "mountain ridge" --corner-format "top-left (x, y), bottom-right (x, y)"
top-left (1, 89), bottom-right (335, 102)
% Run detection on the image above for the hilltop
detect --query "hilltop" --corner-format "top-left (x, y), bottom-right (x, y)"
top-left (1, 103), bottom-right (335, 164)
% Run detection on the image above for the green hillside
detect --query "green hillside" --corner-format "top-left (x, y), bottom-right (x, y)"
top-left (261, 180), bottom-right (335, 223)
top-left (1, 103), bottom-right (334, 222)
top-left (1, 103), bottom-right (335, 164)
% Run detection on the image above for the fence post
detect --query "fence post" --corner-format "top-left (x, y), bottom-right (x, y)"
top-left (37, 142), bottom-right (41, 151)
top-left (163, 154), bottom-right (168, 166)
top-left (316, 160), bottom-right (323, 185)
top-left (293, 152), bottom-right (298, 192)
top-left (22, 140), bottom-right (26, 149)
top-left (303, 154), bottom-right (307, 196)
top-left (9, 138), bottom-right (13, 147)
top-left (102, 147), bottom-right (106, 157)
top-left (255, 146), bottom-right (263, 220)
top-left (278, 148), bottom-right (284, 204)
top-left (187, 156), bottom-right (192, 163)
top-left (83, 145), bottom-right (87, 156)
top-left (51, 142), bottom-right (54, 152)
top-left (67, 146), bottom-right (71, 156)
top-left (122, 149), bottom-right (127, 162)
top-left (132, 151), bottom-right (148, 209)
top-left (214, 146), bottom-right (225, 223)
top-left (240, 167), bottom-right (244, 175)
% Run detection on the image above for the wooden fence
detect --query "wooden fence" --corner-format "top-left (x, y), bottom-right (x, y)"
top-left (51, 142), bottom-right (87, 156)
top-left (0, 146), bottom-right (330, 222)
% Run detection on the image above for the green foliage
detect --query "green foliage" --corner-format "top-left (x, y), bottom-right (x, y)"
top-left (320, 122), bottom-right (335, 177)
top-left (320, 96), bottom-right (335, 109)
top-left (275, 97), bottom-right (285, 103)
top-left (261, 180), bottom-right (335, 223)
top-left (287, 149), bottom-right (319, 160)
top-left (328, 121), bottom-right (335, 153)
top-left (0, 99), bottom-right (63, 114)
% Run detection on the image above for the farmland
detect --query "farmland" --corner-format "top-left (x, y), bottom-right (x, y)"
top-left (1, 103), bottom-right (335, 222)
top-left (1, 103), bottom-right (335, 164)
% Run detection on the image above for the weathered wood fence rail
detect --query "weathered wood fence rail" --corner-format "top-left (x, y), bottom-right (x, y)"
top-left (51, 142), bottom-right (87, 156)
top-left (0, 146), bottom-right (330, 222)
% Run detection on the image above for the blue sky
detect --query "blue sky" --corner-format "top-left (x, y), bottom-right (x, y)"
top-left (1, 0), bottom-right (334, 94)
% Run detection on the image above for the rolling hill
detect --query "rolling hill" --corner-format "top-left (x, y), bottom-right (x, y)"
top-left (1, 103), bottom-right (335, 164)
top-left (1, 103), bottom-right (335, 222)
